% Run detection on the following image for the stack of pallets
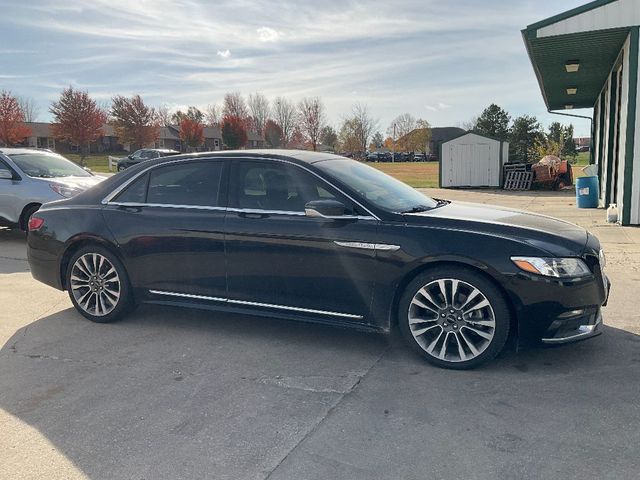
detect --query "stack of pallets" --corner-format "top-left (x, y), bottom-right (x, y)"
top-left (503, 164), bottom-right (533, 190)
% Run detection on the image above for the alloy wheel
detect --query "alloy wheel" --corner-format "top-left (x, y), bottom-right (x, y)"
top-left (70, 253), bottom-right (121, 316)
top-left (408, 278), bottom-right (496, 363)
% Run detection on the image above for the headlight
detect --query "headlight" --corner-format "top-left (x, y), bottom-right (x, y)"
top-left (511, 256), bottom-right (591, 278)
top-left (50, 183), bottom-right (83, 198)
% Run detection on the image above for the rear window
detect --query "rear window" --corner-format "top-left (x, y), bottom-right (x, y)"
top-left (114, 161), bottom-right (223, 207)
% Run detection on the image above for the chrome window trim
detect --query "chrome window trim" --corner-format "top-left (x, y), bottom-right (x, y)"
top-left (107, 201), bottom-right (227, 212)
top-left (101, 155), bottom-right (380, 221)
top-left (149, 289), bottom-right (363, 320)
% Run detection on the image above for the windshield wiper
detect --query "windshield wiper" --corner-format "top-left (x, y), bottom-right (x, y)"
top-left (400, 205), bottom-right (432, 214)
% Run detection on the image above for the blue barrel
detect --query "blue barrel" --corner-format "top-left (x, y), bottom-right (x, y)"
top-left (576, 176), bottom-right (599, 208)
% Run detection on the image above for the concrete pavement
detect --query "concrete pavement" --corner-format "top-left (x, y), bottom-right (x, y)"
top-left (1, 189), bottom-right (639, 480)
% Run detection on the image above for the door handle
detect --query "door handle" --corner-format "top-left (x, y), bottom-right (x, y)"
top-left (119, 206), bottom-right (142, 213)
top-left (239, 212), bottom-right (268, 219)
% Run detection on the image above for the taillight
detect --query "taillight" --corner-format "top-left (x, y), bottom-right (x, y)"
top-left (28, 216), bottom-right (45, 231)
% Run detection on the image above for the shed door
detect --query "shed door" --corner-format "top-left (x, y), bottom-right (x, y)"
top-left (447, 143), bottom-right (493, 187)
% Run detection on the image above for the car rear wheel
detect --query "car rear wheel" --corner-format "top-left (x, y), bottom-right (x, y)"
top-left (66, 246), bottom-right (133, 323)
top-left (398, 267), bottom-right (510, 369)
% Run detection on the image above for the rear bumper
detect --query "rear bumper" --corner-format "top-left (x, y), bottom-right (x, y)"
top-left (27, 233), bottom-right (64, 290)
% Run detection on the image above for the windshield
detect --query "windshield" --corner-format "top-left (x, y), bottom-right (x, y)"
top-left (316, 159), bottom-right (439, 213)
top-left (9, 152), bottom-right (91, 178)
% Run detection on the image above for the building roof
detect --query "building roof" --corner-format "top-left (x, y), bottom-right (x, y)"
top-left (522, 0), bottom-right (639, 110)
top-left (441, 131), bottom-right (507, 145)
top-left (430, 127), bottom-right (466, 144)
top-left (25, 122), bottom-right (53, 137)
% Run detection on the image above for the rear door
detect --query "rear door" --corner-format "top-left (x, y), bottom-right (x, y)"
top-left (102, 159), bottom-right (228, 298)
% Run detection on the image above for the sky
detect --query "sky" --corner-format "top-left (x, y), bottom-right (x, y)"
top-left (0, 0), bottom-right (593, 136)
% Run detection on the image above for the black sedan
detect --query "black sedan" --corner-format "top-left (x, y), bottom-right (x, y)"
top-left (27, 151), bottom-right (610, 369)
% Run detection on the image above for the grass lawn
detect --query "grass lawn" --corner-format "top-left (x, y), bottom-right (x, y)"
top-left (65, 153), bottom-right (121, 173)
top-left (370, 161), bottom-right (440, 188)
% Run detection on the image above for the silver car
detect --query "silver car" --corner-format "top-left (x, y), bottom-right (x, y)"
top-left (0, 148), bottom-right (105, 230)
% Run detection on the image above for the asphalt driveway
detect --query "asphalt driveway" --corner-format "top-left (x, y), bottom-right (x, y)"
top-left (1, 189), bottom-right (639, 480)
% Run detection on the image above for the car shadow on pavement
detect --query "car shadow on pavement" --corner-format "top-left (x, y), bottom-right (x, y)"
top-left (1, 305), bottom-right (639, 479)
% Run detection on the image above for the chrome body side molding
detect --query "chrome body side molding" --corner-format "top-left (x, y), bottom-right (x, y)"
top-left (334, 241), bottom-right (401, 252)
top-left (148, 289), bottom-right (364, 320)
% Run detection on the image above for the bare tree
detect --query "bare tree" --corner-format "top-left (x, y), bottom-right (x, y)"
top-left (222, 92), bottom-right (248, 120)
top-left (273, 96), bottom-right (297, 146)
top-left (349, 103), bottom-right (378, 153)
top-left (204, 104), bottom-right (219, 126)
top-left (298, 97), bottom-right (326, 151)
top-left (248, 93), bottom-right (270, 135)
top-left (17, 96), bottom-right (39, 123)
top-left (157, 104), bottom-right (172, 127)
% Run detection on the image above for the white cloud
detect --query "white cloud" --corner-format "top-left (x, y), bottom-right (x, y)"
top-left (256, 27), bottom-right (281, 43)
top-left (216, 49), bottom-right (231, 59)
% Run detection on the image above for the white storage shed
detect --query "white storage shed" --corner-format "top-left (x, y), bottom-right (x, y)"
top-left (439, 132), bottom-right (509, 188)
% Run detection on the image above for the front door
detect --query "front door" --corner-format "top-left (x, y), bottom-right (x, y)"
top-left (225, 159), bottom-right (379, 324)
top-left (102, 159), bottom-right (228, 298)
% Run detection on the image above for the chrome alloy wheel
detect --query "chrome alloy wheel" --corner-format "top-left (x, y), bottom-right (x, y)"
top-left (408, 279), bottom-right (496, 363)
top-left (70, 253), bottom-right (121, 316)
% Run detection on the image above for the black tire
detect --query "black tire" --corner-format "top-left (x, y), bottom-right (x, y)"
top-left (398, 266), bottom-right (510, 369)
top-left (21, 204), bottom-right (41, 232)
top-left (65, 245), bottom-right (134, 323)
top-left (117, 165), bottom-right (126, 172)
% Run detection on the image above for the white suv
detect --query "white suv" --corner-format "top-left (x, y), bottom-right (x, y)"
top-left (0, 148), bottom-right (105, 230)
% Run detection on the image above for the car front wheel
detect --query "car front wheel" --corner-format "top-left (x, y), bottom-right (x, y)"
top-left (398, 267), bottom-right (510, 369)
top-left (66, 246), bottom-right (133, 323)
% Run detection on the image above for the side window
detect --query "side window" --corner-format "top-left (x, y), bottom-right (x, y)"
top-left (130, 150), bottom-right (143, 160)
top-left (235, 162), bottom-right (340, 212)
top-left (147, 161), bottom-right (223, 207)
top-left (113, 173), bottom-right (149, 203)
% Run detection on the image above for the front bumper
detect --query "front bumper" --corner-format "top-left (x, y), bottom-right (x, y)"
top-left (540, 307), bottom-right (603, 344)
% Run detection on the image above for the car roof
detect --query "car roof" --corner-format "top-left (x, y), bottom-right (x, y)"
top-left (148, 149), bottom-right (343, 165)
top-left (0, 147), bottom-right (55, 155)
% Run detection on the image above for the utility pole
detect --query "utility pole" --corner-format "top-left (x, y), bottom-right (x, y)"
top-left (392, 122), bottom-right (396, 163)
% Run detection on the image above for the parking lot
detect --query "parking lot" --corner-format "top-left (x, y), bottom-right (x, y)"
top-left (1, 188), bottom-right (639, 480)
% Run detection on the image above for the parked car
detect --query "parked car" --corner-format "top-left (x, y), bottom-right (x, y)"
top-left (27, 150), bottom-right (610, 369)
top-left (413, 153), bottom-right (426, 162)
top-left (577, 146), bottom-right (591, 153)
top-left (0, 148), bottom-right (105, 230)
top-left (117, 149), bottom-right (180, 171)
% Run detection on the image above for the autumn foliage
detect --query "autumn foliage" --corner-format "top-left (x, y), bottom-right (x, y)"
top-left (50, 87), bottom-right (106, 162)
top-left (110, 95), bottom-right (160, 149)
top-left (179, 117), bottom-right (204, 150)
top-left (0, 91), bottom-right (31, 146)
top-left (264, 119), bottom-right (283, 148)
top-left (221, 115), bottom-right (248, 149)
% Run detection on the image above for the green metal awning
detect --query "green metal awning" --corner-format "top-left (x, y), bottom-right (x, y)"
top-left (522, 0), bottom-right (632, 111)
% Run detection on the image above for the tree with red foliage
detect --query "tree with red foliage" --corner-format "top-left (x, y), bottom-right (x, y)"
top-left (0, 91), bottom-right (31, 146)
top-left (179, 117), bottom-right (204, 151)
top-left (264, 119), bottom-right (283, 148)
top-left (50, 87), bottom-right (106, 164)
top-left (110, 95), bottom-right (160, 150)
top-left (221, 115), bottom-right (248, 149)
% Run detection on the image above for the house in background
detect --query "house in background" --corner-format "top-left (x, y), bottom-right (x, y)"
top-left (20, 121), bottom-right (264, 154)
top-left (23, 122), bottom-right (122, 153)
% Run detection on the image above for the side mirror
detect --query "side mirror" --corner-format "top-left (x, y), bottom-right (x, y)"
top-left (0, 169), bottom-right (13, 180)
top-left (305, 200), bottom-right (353, 219)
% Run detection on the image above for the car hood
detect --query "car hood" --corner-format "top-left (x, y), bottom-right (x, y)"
top-left (406, 201), bottom-right (589, 256)
top-left (32, 175), bottom-right (106, 190)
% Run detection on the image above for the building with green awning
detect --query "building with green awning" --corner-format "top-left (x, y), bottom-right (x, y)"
top-left (522, 0), bottom-right (640, 225)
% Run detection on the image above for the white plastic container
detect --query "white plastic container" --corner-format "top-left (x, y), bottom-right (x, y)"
top-left (606, 203), bottom-right (619, 223)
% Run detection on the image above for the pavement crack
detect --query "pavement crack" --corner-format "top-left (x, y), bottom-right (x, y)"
top-left (263, 346), bottom-right (390, 480)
